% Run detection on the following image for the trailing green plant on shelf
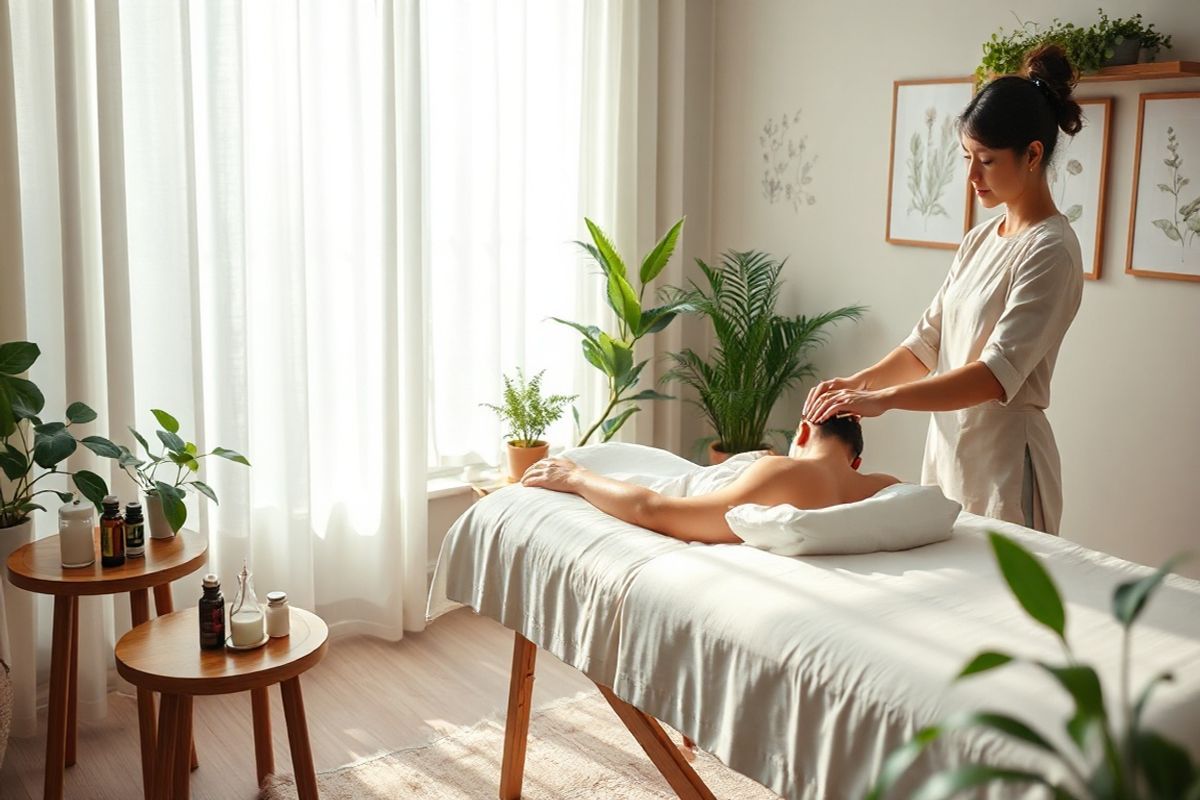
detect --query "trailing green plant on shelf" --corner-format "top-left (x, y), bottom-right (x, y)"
top-left (481, 368), bottom-right (577, 448)
top-left (977, 9), bottom-right (1173, 84)
top-left (662, 250), bottom-right (863, 458)
top-left (867, 534), bottom-right (1198, 800)
top-left (0, 341), bottom-right (110, 528)
top-left (102, 409), bottom-right (250, 533)
top-left (556, 216), bottom-right (694, 446)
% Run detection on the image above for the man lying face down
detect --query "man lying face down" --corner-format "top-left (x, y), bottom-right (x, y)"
top-left (520, 416), bottom-right (901, 544)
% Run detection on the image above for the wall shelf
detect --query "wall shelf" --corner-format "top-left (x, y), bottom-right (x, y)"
top-left (1078, 60), bottom-right (1200, 83)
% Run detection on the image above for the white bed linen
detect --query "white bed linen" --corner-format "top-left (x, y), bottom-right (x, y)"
top-left (427, 445), bottom-right (1200, 799)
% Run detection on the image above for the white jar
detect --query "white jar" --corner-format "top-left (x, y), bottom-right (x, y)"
top-left (265, 591), bottom-right (290, 638)
top-left (59, 500), bottom-right (96, 568)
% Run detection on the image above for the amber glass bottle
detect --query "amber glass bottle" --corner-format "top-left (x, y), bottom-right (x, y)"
top-left (198, 574), bottom-right (226, 650)
top-left (99, 495), bottom-right (126, 568)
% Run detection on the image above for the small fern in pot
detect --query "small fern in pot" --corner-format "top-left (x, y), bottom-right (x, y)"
top-left (482, 369), bottom-right (576, 481)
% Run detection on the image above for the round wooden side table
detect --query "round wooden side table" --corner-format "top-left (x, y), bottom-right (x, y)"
top-left (5, 529), bottom-right (207, 800)
top-left (115, 606), bottom-right (329, 800)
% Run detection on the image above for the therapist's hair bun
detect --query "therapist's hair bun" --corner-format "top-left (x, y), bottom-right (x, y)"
top-left (1022, 44), bottom-right (1083, 137)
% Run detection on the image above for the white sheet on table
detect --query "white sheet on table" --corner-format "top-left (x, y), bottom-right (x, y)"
top-left (427, 444), bottom-right (1200, 799)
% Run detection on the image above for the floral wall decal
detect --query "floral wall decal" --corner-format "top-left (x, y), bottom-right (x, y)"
top-left (760, 110), bottom-right (817, 211)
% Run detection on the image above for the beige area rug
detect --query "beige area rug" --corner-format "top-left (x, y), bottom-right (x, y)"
top-left (260, 689), bottom-right (784, 799)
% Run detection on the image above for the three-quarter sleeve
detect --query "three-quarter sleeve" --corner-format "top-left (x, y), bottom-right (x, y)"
top-left (900, 263), bottom-right (955, 371)
top-left (978, 238), bottom-right (1083, 405)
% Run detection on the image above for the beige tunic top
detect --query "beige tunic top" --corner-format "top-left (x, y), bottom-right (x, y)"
top-left (901, 213), bottom-right (1083, 533)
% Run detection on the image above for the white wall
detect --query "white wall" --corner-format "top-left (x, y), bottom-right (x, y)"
top-left (708, 0), bottom-right (1200, 576)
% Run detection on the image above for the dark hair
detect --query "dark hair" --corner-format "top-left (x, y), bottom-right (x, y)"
top-left (814, 415), bottom-right (863, 459)
top-left (959, 44), bottom-right (1084, 169)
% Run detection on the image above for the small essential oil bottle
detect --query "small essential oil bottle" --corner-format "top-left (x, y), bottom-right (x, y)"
top-left (99, 495), bottom-right (126, 568)
top-left (198, 574), bottom-right (226, 650)
top-left (124, 500), bottom-right (146, 558)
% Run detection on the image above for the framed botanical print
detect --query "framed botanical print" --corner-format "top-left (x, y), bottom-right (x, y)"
top-left (1126, 92), bottom-right (1200, 282)
top-left (886, 78), bottom-right (975, 249)
top-left (971, 97), bottom-right (1113, 280)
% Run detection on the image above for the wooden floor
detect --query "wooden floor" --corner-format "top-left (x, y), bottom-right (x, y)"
top-left (0, 609), bottom-right (593, 800)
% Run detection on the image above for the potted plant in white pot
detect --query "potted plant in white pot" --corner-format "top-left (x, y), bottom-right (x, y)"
top-left (482, 369), bottom-right (576, 482)
top-left (662, 251), bottom-right (864, 464)
top-left (106, 409), bottom-right (250, 538)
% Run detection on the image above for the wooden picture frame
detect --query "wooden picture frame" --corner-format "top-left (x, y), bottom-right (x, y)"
top-left (1126, 91), bottom-right (1200, 282)
top-left (886, 78), bottom-right (975, 249)
top-left (967, 98), bottom-right (1113, 281)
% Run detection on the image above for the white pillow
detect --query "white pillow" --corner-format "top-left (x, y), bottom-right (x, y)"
top-left (725, 483), bottom-right (961, 556)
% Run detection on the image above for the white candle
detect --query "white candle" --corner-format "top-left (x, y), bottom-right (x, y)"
top-left (59, 500), bottom-right (96, 568)
top-left (230, 607), bottom-right (264, 647)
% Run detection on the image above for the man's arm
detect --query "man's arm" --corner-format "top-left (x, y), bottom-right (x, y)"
top-left (521, 457), bottom-right (810, 544)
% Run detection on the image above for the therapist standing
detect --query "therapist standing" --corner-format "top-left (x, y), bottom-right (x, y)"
top-left (804, 44), bottom-right (1084, 534)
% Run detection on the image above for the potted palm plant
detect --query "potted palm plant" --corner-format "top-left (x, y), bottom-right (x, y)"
top-left (107, 409), bottom-right (250, 538)
top-left (662, 251), bottom-right (864, 463)
top-left (482, 369), bottom-right (576, 481)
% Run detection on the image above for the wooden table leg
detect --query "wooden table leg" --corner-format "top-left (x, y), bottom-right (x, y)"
top-left (280, 677), bottom-right (318, 800)
top-left (173, 695), bottom-right (193, 800)
top-left (66, 596), bottom-right (79, 767)
top-left (130, 588), bottom-right (157, 800)
top-left (500, 632), bottom-right (537, 800)
top-left (251, 686), bottom-right (275, 785)
top-left (43, 594), bottom-right (76, 800)
top-left (153, 694), bottom-right (181, 800)
top-left (153, 581), bottom-right (199, 771)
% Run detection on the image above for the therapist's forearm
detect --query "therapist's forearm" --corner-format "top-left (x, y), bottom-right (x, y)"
top-left (854, 346), bottom-right (930, 390)
top-left (881, 361), bottom-right (1005, 412)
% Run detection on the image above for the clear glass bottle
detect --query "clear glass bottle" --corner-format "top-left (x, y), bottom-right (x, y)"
top-left (228, 562), bottom-right (265, 647)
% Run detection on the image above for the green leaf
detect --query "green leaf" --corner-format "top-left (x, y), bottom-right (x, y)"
top-left (1037, 663), bottom-right (1107, 750)
top-left (939, 709), bottom-right (1060, 755)
top-left (0, 341), bottom-right (39, 375)
top-left (550, 317), bottom-right (601, 344)
top-left (571, 404), bottom-right (581, 437)
top-left (581, 338), bottom-right (610, 375)
top-left (609, 340), bottom-right (634, 385)
top-left (155, 481), bottom-right (187, 532)
top-left (957, 650), bottom-right (1014, 679)
top-left (1133, 672), bottom-right (1173, 732)
top-left (129, 426), bottom-right (153, 456)
top-left (584, 218), bottom-right (627, 279)
top-left (152, 408), bottom-right (180, 433)
top-left (189, 480), bottom-right (219, 505)
top-left (864, 726), bottom-right (941, 800)
top-left (600, 407), bottom-right (639, 442)
top-left (619, 389), bottom-right (673, 403)
top-left (639, 308), bottom-right (678, 335)
top-left (33, 425), bottom-right (77, 468)
top-left (211, 446), bottom-right (251, 466)
top-left (606, 269), bottom-right (641, 331)
top-left (117, 446), bottom-right (144, 469)
top-left (169, 451), bottom-right (200, 471)
top-left (0, 381), bottom-right (12, 438)
top-left (0, 443), bottom-right (27, 480)
top-left (1152, 218), bottom-right (1182, 241)
top-left (157, 429), bottom-right (186, 454)
top-left (65, 402), bottom-right (97, 424)
top-left (911, 764), bottom-right (1061, 800)
top-left (80, 435), bottom-right (122, 459)
top-left (988, 532), bottom-right (1066, 642)
top-left (638, 217), bottom-right (685, 286)
top-left (71, 470), bottom-right (109, 510)
top-left (1114, 554), bottom-right (1191, 627)
top-left (184, 442), bottom-right (197, 455)
top-left (16, 502), bottom-right (46, 515)
top-left (5, 376), bottom-right (45, 419)
top-left (1135, 730), bottom-right (1196, 799)
top-left (53, 490), bottom-right (74, 503)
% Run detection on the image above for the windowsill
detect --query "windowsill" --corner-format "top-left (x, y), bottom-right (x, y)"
top-left (426, 466), bottom-right (507, 500)
top-left (426, 476), bottom-right (476, 500)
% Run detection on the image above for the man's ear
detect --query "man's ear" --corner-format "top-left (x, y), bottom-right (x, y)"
top-left (850, 456), bottom-right (862, 471)
top-left (795, 421), bottom-right (811, 447)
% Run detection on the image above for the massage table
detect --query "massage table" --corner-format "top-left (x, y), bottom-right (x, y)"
top-left (426, 444), bottom-right (1200, 799)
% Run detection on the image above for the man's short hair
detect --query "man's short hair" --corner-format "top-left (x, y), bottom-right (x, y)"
top-left (814, 415), bottom-right (863, 459)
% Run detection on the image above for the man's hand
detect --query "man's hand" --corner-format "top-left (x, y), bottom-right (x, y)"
top-left (520, 457), bottom-right (582, 493)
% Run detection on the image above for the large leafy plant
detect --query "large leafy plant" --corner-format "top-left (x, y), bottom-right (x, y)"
top-left (662, 251), bottom-right (863, 456)
top-left (868, 534), bottom-right (1198, 800)
top-left (481, 368), bottom-right (577, 448)
top-left (0, 341), bottom-right (110, 527)
top-left (556, 217), bottom-right (694, 446)
top-left (106, 409), bottom-right (250, 533)
top-left (977, 10), bottom-right (1173, 84)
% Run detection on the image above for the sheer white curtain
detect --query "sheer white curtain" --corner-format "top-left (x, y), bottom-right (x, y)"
top-left (1, 0), bottom-right (426, 735)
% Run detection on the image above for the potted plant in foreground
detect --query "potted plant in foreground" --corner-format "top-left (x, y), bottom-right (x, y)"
top-left (107, 409), bottom-right (250, 538)
top-left (482, 369), bottom-right (576, 482)
top-left (662, 251), bottom-right (864, 464)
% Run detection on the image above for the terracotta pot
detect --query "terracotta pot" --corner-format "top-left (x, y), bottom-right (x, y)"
top-left (144, 491), bottom-right (176, 540)
top-left (708, 442), bottom-right (774, 465)
top-left (507, 441), bottom-right (550, 482)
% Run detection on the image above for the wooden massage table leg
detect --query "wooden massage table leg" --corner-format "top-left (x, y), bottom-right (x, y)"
top-left (500, 632), bottom-right (537, 800)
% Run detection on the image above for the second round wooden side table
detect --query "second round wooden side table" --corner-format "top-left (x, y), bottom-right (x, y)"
top-left (5, 528), bottom-right (207, 800)
top-left (116, 606), bottom-right (329, 800)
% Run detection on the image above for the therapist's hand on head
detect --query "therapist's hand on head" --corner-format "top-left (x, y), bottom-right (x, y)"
top-left (803, 376), bottom-right (867, 421)
top-left (804, 386), bottom-right (889, 424)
